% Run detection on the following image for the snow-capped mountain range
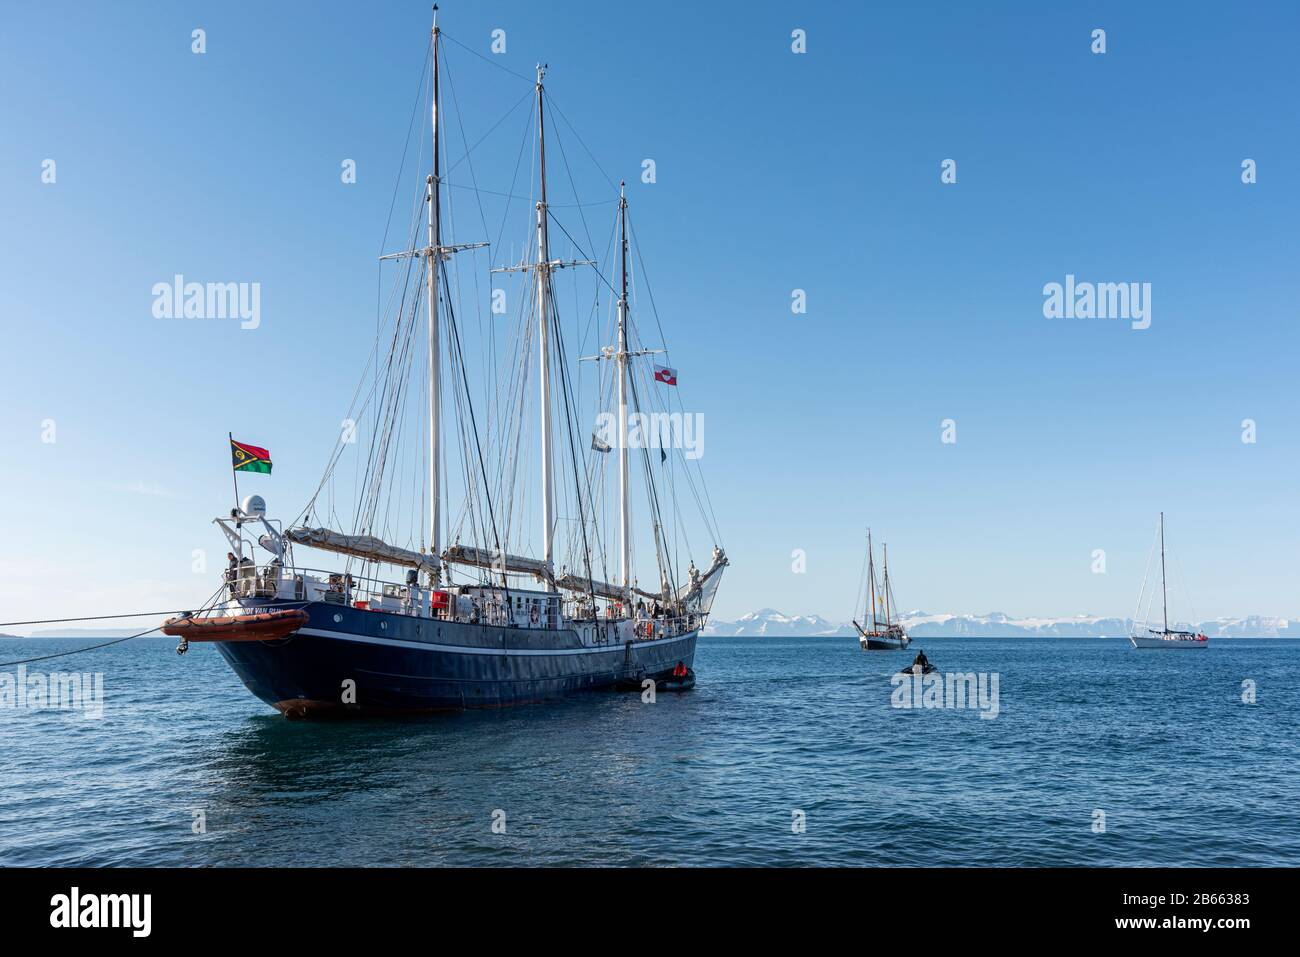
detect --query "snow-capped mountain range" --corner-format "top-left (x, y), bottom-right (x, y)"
top-left (703, 608), bottom-right (1300, 638)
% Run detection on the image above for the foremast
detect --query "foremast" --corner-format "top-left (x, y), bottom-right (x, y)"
top-left (426, 9), bottom-right (443, 584)
top-left (380, 8), bottom-right (487, 592)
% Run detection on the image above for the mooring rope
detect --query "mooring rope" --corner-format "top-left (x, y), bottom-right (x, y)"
top-left (0, 583), bottom-right (229, 667)
top-left (0, 626), bottom-right (165, 667)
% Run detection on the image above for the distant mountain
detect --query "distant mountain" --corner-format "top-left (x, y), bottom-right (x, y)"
top-left (704, 609), bottom-right (1300, 638)
top-left (26, 628), bottom-right (152, 639)
top-left (706, 608), bottom-right (852, 638)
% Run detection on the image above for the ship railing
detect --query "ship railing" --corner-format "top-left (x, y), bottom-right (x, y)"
top-left (222, 559), bottom-right (709, 635)
top-left (631, 615), bottom-right (700, 640)
top-left (223, 561), bottom-right (551, 629)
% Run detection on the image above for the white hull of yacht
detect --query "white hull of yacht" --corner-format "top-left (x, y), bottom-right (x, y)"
top-left (1129, 635), bottom-right (1208, 649)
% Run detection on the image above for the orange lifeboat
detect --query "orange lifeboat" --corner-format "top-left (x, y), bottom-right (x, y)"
top-left (162, 608), bottom-right (309, 643)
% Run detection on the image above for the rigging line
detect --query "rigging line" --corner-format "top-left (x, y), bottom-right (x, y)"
top-left (0, 609), bottom-right (208, 627)
top-left (294, 179), bottom-right (426, 531)
top-left (443, 181), bottom-right (615, 207)
top-left (355, 274), bottom-right (423, 543)
top-left (439, 50), bottom-right (498, 464)
top-left (0, 627), bottom-right (162, 667)
top-left (547, 210), bottom-right (616, 296)
top-left (378, 34), bottom-right (434, 265)
top-left (490, 102), bottom-right (535, 272)
top-left (542, 90), bottom-right (619, 193)
top-left (545, 95), bottom-right (599, 267)
top-left (444, 88), bottom-right (534, 178)
top-left (1134, 517), bottom-right (1159, 627)
top-left (0, 583), bottom-right (228, 667)
top-left (627, 217), bottom-right (722, 546)
top-left (626, 367), bottom-right (674, 592)
top-left (442, 257), bottom-right (513, 602)
top-left (371, 41), bottom-right (434, 505)
top-left (439, 29), bottom-right (535, 84)
top-left (546, 277), bottom-right (602, 607)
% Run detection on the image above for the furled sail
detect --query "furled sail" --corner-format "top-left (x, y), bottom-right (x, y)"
top-left (285, 527), bottom-right (437, 574)
top-left (446, 546), bottom-right (658, 601)
top-left (441, 544), bottom-right (552, 579)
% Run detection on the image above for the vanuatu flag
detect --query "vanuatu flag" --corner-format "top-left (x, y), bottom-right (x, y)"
top-left (231, 439), bottom-right (272, 474)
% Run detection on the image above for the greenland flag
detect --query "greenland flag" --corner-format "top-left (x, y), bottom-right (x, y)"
top-left (653, 364), bottom-right (678, 386)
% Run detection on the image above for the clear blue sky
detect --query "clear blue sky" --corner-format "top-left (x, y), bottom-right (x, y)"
top-left (2, 0), bottom-right (1298, 630)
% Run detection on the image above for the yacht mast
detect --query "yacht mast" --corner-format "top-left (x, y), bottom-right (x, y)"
top-left (425, 8), bottom-right (443, 582)
top-left (1160, 511), bottom-right (1167, 633)
top-left (882, 543), bottom-right (891, 627)
top-left (866, 529), bottom-right (877, 630)
top-left (617, 182), bottom-right (631, 596)
top-left (535, 64), bottom-right (556, 590)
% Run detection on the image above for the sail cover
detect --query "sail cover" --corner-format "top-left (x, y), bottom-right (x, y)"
top-left (441, 544), bottom-right (552, 579)
top-left (285, 527), bottom-right (438, 574)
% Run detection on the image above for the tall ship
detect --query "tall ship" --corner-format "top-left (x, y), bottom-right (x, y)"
top-left (1129, 512), bottom-right (1207, 649)
top-left (854, 529), bottom-right (910, 651)
top-left (165, 11), bottom-right (727, 716)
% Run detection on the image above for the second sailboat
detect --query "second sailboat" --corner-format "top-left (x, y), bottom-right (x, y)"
top-left (855, 530), bottom-right (910, 651)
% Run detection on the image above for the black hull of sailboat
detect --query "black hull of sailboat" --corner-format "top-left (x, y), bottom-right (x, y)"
top-left (860, 633), bottom-right (910, 650)
top-left (213, 599), bottom-right (697, 717)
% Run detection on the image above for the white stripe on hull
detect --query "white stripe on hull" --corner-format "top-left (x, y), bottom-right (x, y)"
top-left (296, 625), bottom-right (697, 656)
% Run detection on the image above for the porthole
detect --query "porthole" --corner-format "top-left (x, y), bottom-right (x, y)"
top-left (333, 613), bottom-right (343, 624)
top-left (380, 621), bottom-right (388, 630)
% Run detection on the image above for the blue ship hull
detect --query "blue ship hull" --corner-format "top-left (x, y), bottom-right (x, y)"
top-left (214, 599), bottom-right (697, 717)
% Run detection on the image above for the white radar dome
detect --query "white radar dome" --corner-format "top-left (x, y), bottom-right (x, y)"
top-left (241, 494), bottom-right (267, 519)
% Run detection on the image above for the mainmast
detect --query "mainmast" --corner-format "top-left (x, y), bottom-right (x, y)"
top-left (426, 8), bottom-right (443, 582)
top-left (1160, 511), bottom-right (1167, 633)
top-left (617, 182), bottom-right (631, 597)
top-left (535, 64), bottom-right (556, 590)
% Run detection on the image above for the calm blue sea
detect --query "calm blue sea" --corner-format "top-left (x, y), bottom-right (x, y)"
top-left (0, 635), bottom-right (1295, 867)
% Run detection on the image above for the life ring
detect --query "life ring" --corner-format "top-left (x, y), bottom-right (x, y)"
top-left (529, 605), bottom-right (540, 626)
